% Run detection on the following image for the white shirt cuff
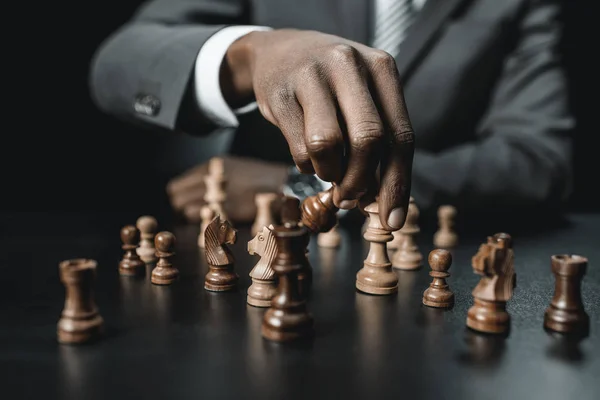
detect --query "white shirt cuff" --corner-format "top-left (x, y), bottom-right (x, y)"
top-left (194, 25), bottom-right (272, 128)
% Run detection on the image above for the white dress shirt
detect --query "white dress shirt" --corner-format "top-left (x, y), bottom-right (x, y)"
top-left (194, 0), bottom-right (427, 128)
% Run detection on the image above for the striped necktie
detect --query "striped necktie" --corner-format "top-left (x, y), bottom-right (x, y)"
top-left (372, 0), bottom-right (417, 58)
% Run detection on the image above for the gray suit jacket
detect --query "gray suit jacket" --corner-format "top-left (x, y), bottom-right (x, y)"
top-left (89, 0), bottom-right (574, 213)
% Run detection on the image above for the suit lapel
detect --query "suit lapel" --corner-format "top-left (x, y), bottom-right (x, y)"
top-left (396, 0), bottom-right (470, 80)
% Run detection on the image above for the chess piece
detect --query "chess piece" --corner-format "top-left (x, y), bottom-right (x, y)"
top-left (247, 225), bottom-right (278, 307)
top-left (119, 225), bottom-right (145, 276)
top-left (300, 186), bottom-right (339, 233)
top-left (252, 192), bottom-right (278, 235)
top-left (204, 215), bottom-right (238, 291)
top-left (136, 215), bottom-right (158, 263)
top-left (355, 202), bottom-right (398, 295)
top-left (392, 197), bottom-right (423, 270)
top-left (387, 229), bottom-right (404, 251)
top-left (467, 233), bottom-right (516, 334)
top-left (317, 222), bottom-right (341, 248)
top-left (57, 258), bottom-right (104, 344)
top-left (204, 157), bottom-right (228, 221)
top-left (198, 205), bottom-right (215, 248)
top-left (262, 197), bottom-right (314, 341)
top-left (433, 205), bottom-right (458, 248)
top-left (423, 249), bottom-right (454, 308)
top-left (151, 231), bottom-right (179, 285)
top-left (544, 254), bottom-right (589, 335)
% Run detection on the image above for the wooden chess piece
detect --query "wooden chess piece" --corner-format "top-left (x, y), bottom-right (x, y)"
top-left (467, 233), bottom-right (516, 334)
top-left (204, 215), bottom-right (238, 291)
top-left (247, 225), bottom-right (278, 307)
top-left (204, 157), bottom-right (228, 221)
top-left (544, 254), bottom-right (589, 335)
top-left (262, 197), bottom-right (314, 341)
top-left (136, 215), bottom-right (158, 263)
top-left (198, 205), bottom-right (215, 248)
top-left (317, 222), bottom-right (341, 248)
top-left (433, 205), bottom-right (458, 249)
top-left (387, 229), bottom-right (404, 251)
top-left (57, 258), bottom-right (104, 344)
top-left (151, 231), bottom-right (179, 285)
top-left (119, 225), bottom-right (145, 276)
top-left (252, 192), bottom-right (278, 235)
top-left (300, 186), bottom-right (339, 233)
top-left (392, 197), bottom-right (423, 270)
top-left (423, 249), bottom-right (454, 308)
top-left (355, 202), bottom-right (398, 295)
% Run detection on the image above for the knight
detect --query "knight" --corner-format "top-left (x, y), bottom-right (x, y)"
top-left (247, 225), bottom-right (278, 307)
top-left (204, 215), bottom-right (238, 291)
top-left (466, 232), bottom-right (516, 334)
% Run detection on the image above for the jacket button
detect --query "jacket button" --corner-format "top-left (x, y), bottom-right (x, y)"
top-left (134, 94), bottom-right (161, 116)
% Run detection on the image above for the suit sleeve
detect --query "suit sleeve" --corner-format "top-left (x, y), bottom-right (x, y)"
top-left (89, 0), bottom-right (247, 134)
top-left (411, 0), bottom-right (574, 212)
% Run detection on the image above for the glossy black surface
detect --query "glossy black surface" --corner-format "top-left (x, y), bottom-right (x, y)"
top-left (1, 212), bottom-right (598, 400)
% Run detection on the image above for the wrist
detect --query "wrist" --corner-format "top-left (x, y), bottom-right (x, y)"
top-left (220, 31), bottom-right (262, 108)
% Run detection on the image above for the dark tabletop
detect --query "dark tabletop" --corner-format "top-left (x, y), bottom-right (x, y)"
top-left (0, 211), bottom-right (598, 400)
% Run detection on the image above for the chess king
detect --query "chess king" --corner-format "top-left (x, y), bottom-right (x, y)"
top-left (467, 233), bottom-right (516, 334)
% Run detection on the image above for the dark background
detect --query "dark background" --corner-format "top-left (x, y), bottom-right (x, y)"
top-left (5, 0), bottom-right (597, 214)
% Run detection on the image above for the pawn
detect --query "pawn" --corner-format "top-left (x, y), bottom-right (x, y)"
top-left (119, 225), bottom-right (145, 276)
top-left (317, 222), bottom-right (341, 248)
top-left (151, 231), bottom-right (179, 285)
top-left (433, 205), bottom-right (458, 248)
top-left (423, 249), bottom-right (454, 308)
top-left (57, 258), bottom-right (104, 344)
top-left (544, 254), bottom-right (589, 335)
top-left (392, 197), bottom-right (423, 270)
top-left (198, 205), bottom-right (215, 248)
top-left (251, 192), bottom-right (278, 235)
top-left (387, 229), bottom-right (404, 251)
top-left (136, 215), bottom-right (158, 263)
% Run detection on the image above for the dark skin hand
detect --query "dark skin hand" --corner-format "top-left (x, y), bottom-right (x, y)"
top-left (221, 29), bottom-right (415, 230)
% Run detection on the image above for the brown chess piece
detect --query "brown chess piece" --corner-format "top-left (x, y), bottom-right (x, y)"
top-left (544, 254), bottom-right (589, 335)
top-left (433, 205), bottom-right (458, 249)
top-left (204, 215), bottom-right (238, 291)
top-left (300, 186), bottom-right (339, 233)
top-left (119, 225), bottom-right (145, 276)
top-left (467, 233), bottom-right (516, 334)
top-left (198, 205), bottom-right (215, 248)
top-left (151, 231), bottom-right (179, 285)
top-left (252, 192), bottom-right (278, 235)
top-left (247, 225), bottom-right (278, 307)
top-left (262, 196), bottom-right (314, 341)
top-left (392, 197), bottom-right (423, 270)
top-left (423, 249), bottom-right (454, 308)
top-left (136, 215), bottom-right (158, 263)
top-left (57, 258), bottom-right (104, 344)
top-left (317, 222), bottom-right (342, 248)
top-left (355, 202), bottom-right (398, 295)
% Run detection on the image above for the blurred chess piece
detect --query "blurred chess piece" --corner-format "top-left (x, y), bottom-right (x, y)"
top-left (387, 229), bottom-right (404, 251)
top-left (247, 225), bottom-right (278, 307)
top-left (392, 197), bottom-right (423, 270)
top-left (544, 254), bottom-right (589, 335)
top-left (467, 233), bottom-right (515, 334)
top-left (423, 249), bottom-right (454, 308)
top-left (204, 157), bottom-right (228, 221)
top-left (355, 202), bottom-right (398, 295)
top-left (198, 205), bottom-right (215, 249)
top-left (57, 259), bottom-right (104, 344)
top-left (251, 192), bottom-right (278, 235)
top-left (119, 225), bottom-right (145, 276)
top-left (317, 222), bottom-right (341, 248)
top-left (433, 205), bottom-right (458, 249)
top-left (204, 216), bottom-right (238, 291)
top-left (300, 186), bottom-right (339, 233)
top-left (136, 215), bottom-right (158, 263)
top-left (151, 231), bottom-right (179, 285)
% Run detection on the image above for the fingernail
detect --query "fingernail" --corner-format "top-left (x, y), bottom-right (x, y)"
top-left (339, 199), bottom-right (358, 210)
top-left (387, 208), bottom-right (405, 230)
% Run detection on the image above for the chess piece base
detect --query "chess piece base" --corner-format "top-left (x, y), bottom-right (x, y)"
top-left (247, 279), bottom-right (277, 307)
top-left (433, 232), bottom-right (458, 249)
top-left (262, 309), bottom-right (314, 342)
top-left (205, 265), bottom-right (239, 291)
top-left (467, 299), bottom-right (510, 334)
top-left (151, 270), bottom-right (179, 285)
top-left (392, 252), bottom-right (423, 270)
top-left (422, 291), bottom-right (454, 308)
top-left (57, 314), bottom-right (104, 344)
top-left (119, 259), bottom-right (145, 276)
top-left (544, 305), bottom-right (589, 334)
top-left (355, 262), bottom-right (399, 295)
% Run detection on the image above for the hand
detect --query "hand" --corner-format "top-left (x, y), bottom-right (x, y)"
top-left (166, 156), bottom-right (288, 223)
top-left (222, 29), bottom-right (414, 230)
